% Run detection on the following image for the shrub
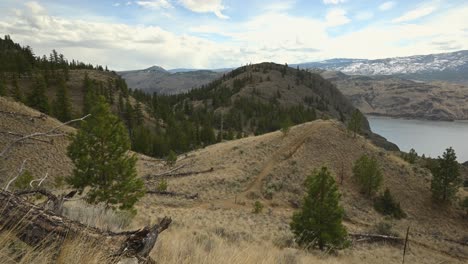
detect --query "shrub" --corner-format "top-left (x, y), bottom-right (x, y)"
top-left (157, 178), bottom-right (168, 192)
top-left (13, 170), bottom-right (34, 190)
top-left (374, 189), bottom-right (406, 219)
top-left (373, 221), bottom-right (398, 237)
top-left (252, 201), bottom-right (264, 214)
top-left (401, 148), bottom-right (418, 164)
top-left (352, 154), bottom-right (382, 197)
top-left (166, 150), bottom-right (177, 166)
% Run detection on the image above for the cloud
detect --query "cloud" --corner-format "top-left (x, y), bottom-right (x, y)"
top-left (392, 6), bottom-right (436, 23)
top-left (1, 1), bottom-right (467, 70)
top-left (135, 0), bottom-right (173, 10)
top-left (325, 8), bottom-right (351, 27)
top-left (355, 11), bottom-right (373, 21)
top-left (264, 0), bottom-right (296, 12)
top-left (113, 3), bottom-right (121, 7)
top-left (379, 1), bottom-right (395, 11)
top-left (323, 0), bottom-right (347, 5)
top-left (25, 1), bottom-right (45, 14)
top-left (178, 0), bottom-right (228, 19)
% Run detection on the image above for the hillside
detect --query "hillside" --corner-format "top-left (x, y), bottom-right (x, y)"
top-left (135, 120), bottom-right (467, 263)
top-left (119, 66), bottom-right (222, 94)
top-left (297, 50), bottom-right (468, 83)
top-left (321, 71), bottom-right (468, 121)
top-left (1, 98), bottom-right (466, 263)
top-left (131, 62), bottom-right (398, 152)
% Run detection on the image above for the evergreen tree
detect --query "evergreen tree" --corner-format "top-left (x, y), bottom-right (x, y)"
top-left (52, 78), bottom-right (72, 122)
top-left (352, 154), bottom-right (382, 197)
top-left (290, 167), bottom-right (347, 250)
top-left (373, 188), bottom-right (406, 219)
top-left (431, 147), bottom-right (461, 203)
top-left (347, 109), bottom-right (362, 138)
top-left (27, 75), bottom-right (50, 114)
top-left (0, 78), bottom-right (5, 96)
top-left (67, 96), bottom-right (145, 210)
top-left (11, 78), bottom-right (24, 102)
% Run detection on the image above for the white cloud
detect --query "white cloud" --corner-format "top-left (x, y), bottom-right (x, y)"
top-left (355, 11), bottom-right (373, 21)
top-left (25, 1), bottom-right (45, 14)
top-left (326, 8), bottom-right (351, 27)
top-left (264, 0), bottom-right (296, 12)
top-left (178, 0), bottom-right (228, 19)
top-left (323, 0), bottom-right (347, 5)
top-left (392, 6), bottom-right (436, 23)
top-left (113, 3), bottom-right (121, 7)
top-left (136, 0), bottom-right (173, 10)
top-left (1, 1), bottom-right (467, 70)
top-left (379, 1), bottom-right (395, 11)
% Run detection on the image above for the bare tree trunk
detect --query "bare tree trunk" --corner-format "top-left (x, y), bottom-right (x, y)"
top-left (0, 190), bottom-right (171, 263)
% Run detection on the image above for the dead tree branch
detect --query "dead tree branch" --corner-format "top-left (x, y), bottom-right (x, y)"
top-left (3, 159), bottom-right (28, 191)
top-left (0, 190), bottom-right (171, 263)
top-left (0, 114), bottom-right (90, 158)
top-left (349, 233), bottom-right (403, 245)
top-left (0, 110), bottom-right (46, 120)
top-left (29, 172), bottom-right (48, 188)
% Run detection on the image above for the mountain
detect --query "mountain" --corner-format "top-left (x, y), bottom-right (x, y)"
top-left (118, 66), bottom-right (222, 94)
top-left (131, 62), bottom-right (398, 151)
top-left (320, 70), bottom-right (468, 121)
top-left (297, 50), bottom-right (468, 83)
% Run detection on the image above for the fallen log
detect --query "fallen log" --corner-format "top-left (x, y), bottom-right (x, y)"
top-left (146, 167), bottom-right (214, 180)
top-left (146, 190), bottom-right (199, 200)
top-left (349, 233), bottom-right (403, 244)
top-left (0, 190), bottom-right (171, 263)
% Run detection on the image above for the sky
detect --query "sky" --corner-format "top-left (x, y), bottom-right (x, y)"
top-left (0, 0), bottom-right (467, 71)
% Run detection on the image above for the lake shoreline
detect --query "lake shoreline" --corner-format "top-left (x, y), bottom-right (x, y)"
top-left (368, 116), bottom-right (468, 163)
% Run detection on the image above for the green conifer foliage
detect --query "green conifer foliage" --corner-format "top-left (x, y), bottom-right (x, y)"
top-left (291, 167), bottom-right (347, 250)
top-left (67, 96), bottom-right (145, 210)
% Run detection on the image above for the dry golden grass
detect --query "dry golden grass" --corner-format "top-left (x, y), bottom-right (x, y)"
top-left (1, 96), bottom-right (466, 263)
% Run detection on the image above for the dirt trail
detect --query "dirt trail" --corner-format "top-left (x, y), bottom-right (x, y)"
top-left (195, 125), bottom-right (317, 209)
top-left (239, 125), bottom-right (316, 198)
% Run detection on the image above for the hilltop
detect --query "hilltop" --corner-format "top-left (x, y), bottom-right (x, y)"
top-left (119, 65), bottom-right (222, 94)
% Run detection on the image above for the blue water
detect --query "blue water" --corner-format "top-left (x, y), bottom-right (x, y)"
top-left (367, 116), bottom-right (468, 163)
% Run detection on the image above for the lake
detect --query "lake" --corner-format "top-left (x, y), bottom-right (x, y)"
top-left (367, 116), bottom-right (468, 163)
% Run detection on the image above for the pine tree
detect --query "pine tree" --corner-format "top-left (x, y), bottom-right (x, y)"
top-left (290, 167), bottom-right (347, 250)
top-left (11, 78), bottom-right (24, 102)
top-left (67, 96), bottom-right (145, 210)
top-left (347, 109), bottom-right (362, 138)
top-left (431, 147), bottom-right (461, 203)
top-left (27, 75), bottom-right (50, 114)
top-left (352, 154), bottom-right (382, 197)
top-left (52, 78), bottom-right (72, 122)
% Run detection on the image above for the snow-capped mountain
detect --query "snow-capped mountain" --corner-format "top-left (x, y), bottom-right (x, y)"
top-left (297, 50), bottom-right (468, 82)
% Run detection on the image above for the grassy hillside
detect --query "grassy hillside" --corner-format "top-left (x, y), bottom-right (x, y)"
top-left (135, 119), bottom-right (467, 263)
top-left (1, 98), bottom-right (466, 263)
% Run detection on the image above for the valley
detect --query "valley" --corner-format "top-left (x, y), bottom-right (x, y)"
top-left (2, 0), bottom-right (468, 261)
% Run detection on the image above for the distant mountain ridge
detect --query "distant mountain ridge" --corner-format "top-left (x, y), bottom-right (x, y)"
top-left (297, 50), bottom-right (468, 83)
top-left (118, 66), bottom-right (222, 94)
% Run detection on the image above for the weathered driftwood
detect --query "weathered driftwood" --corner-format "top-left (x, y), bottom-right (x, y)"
top-left (0, 190), bottom-right (171, 263)
top-left (349, 233), bottom-right (403, 244)
top-left (146, 190), bottom-right (199, 200)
